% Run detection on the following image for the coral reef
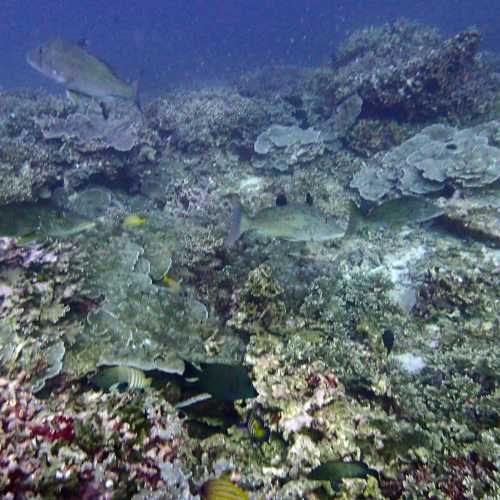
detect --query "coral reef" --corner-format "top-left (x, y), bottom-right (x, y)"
top-left (438, 189), bottom-right (500, 247)
top-left (0, 236), bottom-right (88, 392)
top-left (37, 104), bottom-right (141, 153)
top-left (0, 91), bottom-right (158, 206)
top-left (147, 88), bottom-right (270, 156)
top-left (350, 121), bottom-right (500, 203)
top-left (309, 21), bottom-right (488, 122)
top-left (235, 65), bottom-right (312, 99)
top-left (0, 374), bottom-right (196, 499)
top-left (252, 95), bottom-right (362, 171)
top-left (253, 124), bottom-right (324, 171)
top-left (0, 17), bottom-right (499, 500)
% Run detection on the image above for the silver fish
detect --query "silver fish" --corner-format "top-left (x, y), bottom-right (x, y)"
top-left (27, 39), bottom-right (139, 107)
top-left (225, 194), bottom-right (347, 247)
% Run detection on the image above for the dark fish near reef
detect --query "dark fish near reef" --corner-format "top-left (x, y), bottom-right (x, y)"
top-left (179, 362), bottom-right (258, 406)
top-left (27, 39), bottom-right (140, 108)
top-left (90, 366), bottom-right (151, 391)
top-left (201, 478), bottom-right (249, 500)
top-left (308, 459), bottom-right (379, 490)
top-left (382, 329), bottom-right (395, 355)
top-left (225, 193), bottom-right (347, 247)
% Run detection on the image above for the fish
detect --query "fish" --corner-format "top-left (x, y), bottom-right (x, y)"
top-left (308, 459), bottom-right (379, 490)
top-left (176, 362), bottom-right (258, 408)
top-left (382, 329), bottom-right (395, 355)
top-left (90, 366), bottom-right (152, 391)
top-left (247, 412), bottom-right (270, 443)
top-left (41, 220), bottom-right (97, 239)
top-left (161, 274), bottom-right (182, 294)
top-left (201, 478), bottom-right (249, 500)
top-left (364, 196), bottom-right (444, 228)
top-left (26, 39), bottom-right (140, 109)
top-left (122, 214), bottom-right (147, 228)
top-left (225, 193), bottom-right (347, 247)
top-left (188, 362), bottom-right (258, 402)
top-left (0, 204), bottom-right (95, 241)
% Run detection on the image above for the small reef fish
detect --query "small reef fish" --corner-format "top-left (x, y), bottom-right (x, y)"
top-left (308, 459), bottom-right (379, 490)
top-left (122, 214), bottom-right (147, 228)
top-left (161, 274), bottom-right (182, 294)
top-left (91, 365), bottom-right (151, 391)
top-left (225, 193), bottom-right (347, 247)
top-left (382, 329), bottom-right (395, 355)
top-left (201, 478), bottom-right (249, 500)
top-left (27, 39), bottom-right (140, 109)
top-left (247, 412), bottom-right (270, 443)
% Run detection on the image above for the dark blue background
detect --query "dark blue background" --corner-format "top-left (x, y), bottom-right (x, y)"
top-left (2, 0), bottom-right (500, 96)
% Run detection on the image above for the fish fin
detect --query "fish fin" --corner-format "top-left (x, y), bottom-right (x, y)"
top-left (66, 90), bottom-right (81, 104)
top-left (344, 201), bottom-right (363, 237)
top-left (275, 193), bottom-right (287, 207)
top-left (116, 382), bottom-right (129, 393)
top-left (132, 80), bottom-right (143, 115)
top-left (306, 192), bottom-right (314, 206)
top-left (175, 393), bottom-right (212, 409)
top-left (225, 197), bottom-right (244, 247)
top-left (107, 382), bottom-right (125, 393)
top-left (99, 101), bottom-right (110, 120)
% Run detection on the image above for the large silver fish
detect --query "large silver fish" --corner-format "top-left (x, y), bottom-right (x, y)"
top-left (27, 39), bottom-right (139, 107)
top-left (225, 194), bottom-right (348, 247)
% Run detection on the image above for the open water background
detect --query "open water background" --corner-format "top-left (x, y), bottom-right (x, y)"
top-left (2, 0), bottom-right (500, 95)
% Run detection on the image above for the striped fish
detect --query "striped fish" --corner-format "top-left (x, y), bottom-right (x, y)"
top-left (247, 413), bottom-right (270, 443)
top-left (201, 478), bottom-right (249, 500)
top-left (91, 365), bottom-right (151, 391)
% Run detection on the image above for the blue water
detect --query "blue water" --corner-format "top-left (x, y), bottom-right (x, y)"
top-left (2, 0), bottom-right (500, 95)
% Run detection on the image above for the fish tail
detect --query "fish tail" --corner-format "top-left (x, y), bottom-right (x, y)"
top-left (345, 201), bottom-right (363, 236)
top-left (132, 80), bottom-right (143, 115)
top-left (225, 197), bottom-right (244, 248)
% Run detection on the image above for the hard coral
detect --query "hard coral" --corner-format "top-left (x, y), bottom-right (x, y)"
top-left (351, 121), bottom-right (500, 204)
top-left (0, 237), bottom-right (87, 392)
top-left (0, 91), bottom-right (158, 206)
top-left (148, 88), bottom-right (268, 154)
top-left (312, 21), bottom-right (487, 122)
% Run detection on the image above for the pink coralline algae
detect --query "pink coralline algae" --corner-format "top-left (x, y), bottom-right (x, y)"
top-left (0, 373), bottom-right (194, 499)
top-left (30, 415), bottom-right (76, 442)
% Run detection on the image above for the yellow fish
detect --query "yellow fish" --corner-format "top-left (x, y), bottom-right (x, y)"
top-left (201, 478), bottom-right (249, 500)
top-left (161, 274), bottom-right (182, 293)
top-left (248, 413), bottom-right (270, 443)
top-left (122, 214), bottom-right (146, 228)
